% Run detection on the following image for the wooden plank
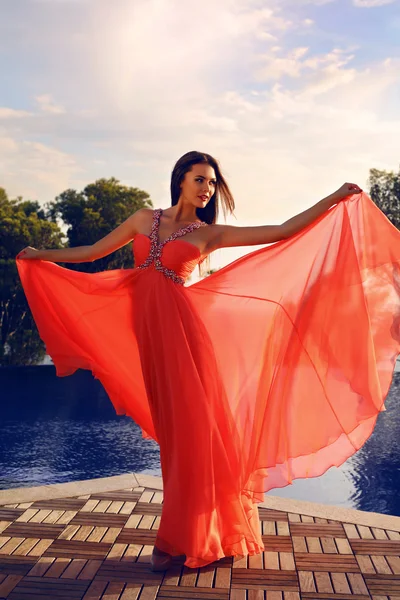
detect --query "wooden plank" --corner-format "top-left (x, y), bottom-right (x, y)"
top-left (82, 579), bottom-right (108, 599)
top-left (314, 572), bottom-right (333, 593)
top-left (288, 514), bottom-right (300, 523)
top-left (294, 552), bottom-right (359, 572)
top-left (70, 513), bottom-right (129, 527)
top-left (43, 539), bottom-right (113, 560)
top-left (180, 565), bottom-right (198, 586)
top-left (31, 498), bottom-right (87, 511)
top-left (0, 574), bottom-right (23, 597)
top-left (92, 500), bottom-right (113, 513)
top-left (197, 565), bottom-right (215, 587)
top-left (119, 502), bottom-right (137, 516)
top-left (262, 536), bottom-right (292, 552)
top-left (248, 591), bottom-right (264, 600)
top-left (72, 525), bottom-right (95, 542)
top-left (29, 509), bottom-right (53, 523)
top-left (60, 558), bottom-right (87, 579)
top-left (27, 556), bottom-right (55, 576)
top-left (120, 582), bottom-right (142, 599)
top-left (347, 572), bottom-right (370, 595)
top-left (263, 521), bottom-right (276, 535)
top-left (89, 490), bottom-right (142, 502)
top-left (11, 538), bottom-right (40, 556)
top-left (106, 543), bottom-right (128, 561)
top-left (132, 502), bottom-right (163, 516)
top-left (215, 566), bottom-right (231, 588)
top-left (276, 522), bottom-right (290, 536)
top-left (357, 525), bottom-right (374, 539)
top-left (258, 509), bottom-right (288, 522)
top-left (335, 538), bottom-right (353, 554)
top-left (356, 554), bottom-right (376, 573)
top-left (116, 528), bottom-right (157, 545)
top-left (386, 555), bottom-right (400, 573)
top-left (364, 573), bottom-right (400, 594)
top-left (121, 544), bottom-right (143, 562)
top-left (15, 509), bottom-right (39, 523)
top-left (292, 537), bottom-right (307, 553)
top-left (343, 523), bottom-right (360, 539)
top-left (264, 552), bottom-right (279, 570)
top-left (249, 552), bottom-right (264, 569)
top-left (320, 537), bottom-right (337, 553)
top-left (350, 540), bottom-right (400, 555)
top-left (298, 571), bottom-right (316, 593)
top-left (158, 585), bottom-right (229, 598)
top-left (290, 523), bottom-right (345, 538)
top-left (2, 522), bottom-right (65, 539)
top-left (27, 538), bottom-right (53, 556)
top-left (306, 537), bottom-right (323, 553)
top-left (230, 590), bottom-right (246, 600)
top-left (331, 572), bottom-right (351, 594)
top-left (45, 557), bottom-right (71, 577)
top-left (279, 553), bottom-right (295, 571)
top-left (372, 528), bottom-right (388, 540)
top-left (87, 526), bottom-right (108, 543)
top-left (7, 575), bottom-right (91, 599)
top-left (371, 555), bottom-right (392, 574)
top-left (0, 537), bottom-right (25, 554)
top-left (106, 500), bottom-right (125, 514)
top-left (0, 509), bottom-right (24, 521)
top-left (232, 569), bottom-right (298, 591)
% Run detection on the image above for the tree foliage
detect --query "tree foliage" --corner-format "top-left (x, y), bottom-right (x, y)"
top-left (0, 188), bottom-right (64, 365)
top-left (368, 166), bottom-right (400, 228)
top-left (47, 177), bottom-right (153, 272)
top-left (1, 178), bottom-right (153, 365)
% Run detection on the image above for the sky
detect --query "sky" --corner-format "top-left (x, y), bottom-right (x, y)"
top-left (1, 0), bottom-right (400, 271)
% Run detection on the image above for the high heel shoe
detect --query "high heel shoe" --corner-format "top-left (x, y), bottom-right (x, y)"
top-left (150, 545), bottom-right (172, 572)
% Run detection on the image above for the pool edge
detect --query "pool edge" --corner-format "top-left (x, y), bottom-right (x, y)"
top-left (1, 472), bottom-right (399, 532)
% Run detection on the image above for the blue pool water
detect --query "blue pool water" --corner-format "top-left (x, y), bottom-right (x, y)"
top-left (1, 365), bottom-right (400, 516)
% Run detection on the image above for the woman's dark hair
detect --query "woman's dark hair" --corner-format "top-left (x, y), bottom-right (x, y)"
top-left (170, 151), bottom-right (235, 225)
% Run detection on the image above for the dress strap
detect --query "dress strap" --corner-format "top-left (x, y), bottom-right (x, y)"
top-left (148, 208), bottom-right (163, 244)
top-left (157, 209), bottom-right (207, 246)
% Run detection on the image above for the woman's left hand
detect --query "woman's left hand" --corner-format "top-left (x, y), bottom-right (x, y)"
top-left (331, 182), bottom-right (363, 204)
top-left (16, 246), bottom-right (41, 259)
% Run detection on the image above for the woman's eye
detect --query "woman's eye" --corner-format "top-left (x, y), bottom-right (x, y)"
top-left (196, 179), bottom-right (216, 185)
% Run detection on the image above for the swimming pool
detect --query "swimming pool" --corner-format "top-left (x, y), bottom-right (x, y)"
top-left (1, 364), bottom-right (399, 516)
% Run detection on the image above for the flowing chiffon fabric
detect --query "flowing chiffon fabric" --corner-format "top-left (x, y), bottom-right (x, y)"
top-left (16, 192), bottom-right (400, 567)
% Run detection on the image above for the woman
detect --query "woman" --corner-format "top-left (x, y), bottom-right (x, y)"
top-left (16, 151), bottom-right (400, 571)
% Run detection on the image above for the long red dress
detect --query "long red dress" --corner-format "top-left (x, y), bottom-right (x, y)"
top-left (15, 192), bottom-right (400, 568)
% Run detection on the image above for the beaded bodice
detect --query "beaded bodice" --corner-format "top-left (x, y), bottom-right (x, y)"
top-left (133, 208), bottom-right (208, 285)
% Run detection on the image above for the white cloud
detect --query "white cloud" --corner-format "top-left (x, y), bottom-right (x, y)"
top-left (294, 0), bottom-right (396, 4)
top-left (353, 0), bottom-right (396, 5)
top-left (0, 108), bottom-right (32, 119)
top-left (0, 0), bottom-right (399, 277)
top-left (0, 139), bottom-right (82, 200)
top-left (35, 94), bottom-right (66, 114)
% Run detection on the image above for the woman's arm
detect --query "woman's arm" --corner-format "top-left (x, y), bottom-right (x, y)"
top-left (208, 184), bottom-right (362, 250)
top-left (17, 208), bottom-right (151, 262)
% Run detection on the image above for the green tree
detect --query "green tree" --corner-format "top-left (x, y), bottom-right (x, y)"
top-left (47, 177), bottom-right (153, 272)
top-left (1, 178), bottom-right (153, 365)
top-left (0, 188), bottom-right (64, 365)
top-left (368, 166), bottom-right (400, 228)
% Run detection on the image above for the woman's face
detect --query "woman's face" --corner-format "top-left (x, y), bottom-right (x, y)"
top-left (179, 163), bottom-right (217, 209)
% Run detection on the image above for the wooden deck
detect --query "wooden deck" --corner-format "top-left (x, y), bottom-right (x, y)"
top-left (1, 483), bottom-right (400, 600)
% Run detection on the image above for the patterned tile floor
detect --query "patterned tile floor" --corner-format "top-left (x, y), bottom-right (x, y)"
top-left (1, 483), bottom-right (400, 600)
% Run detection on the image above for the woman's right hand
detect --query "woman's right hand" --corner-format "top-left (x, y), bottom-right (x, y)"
top-left (16, 246), bottom-right (41, 259)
